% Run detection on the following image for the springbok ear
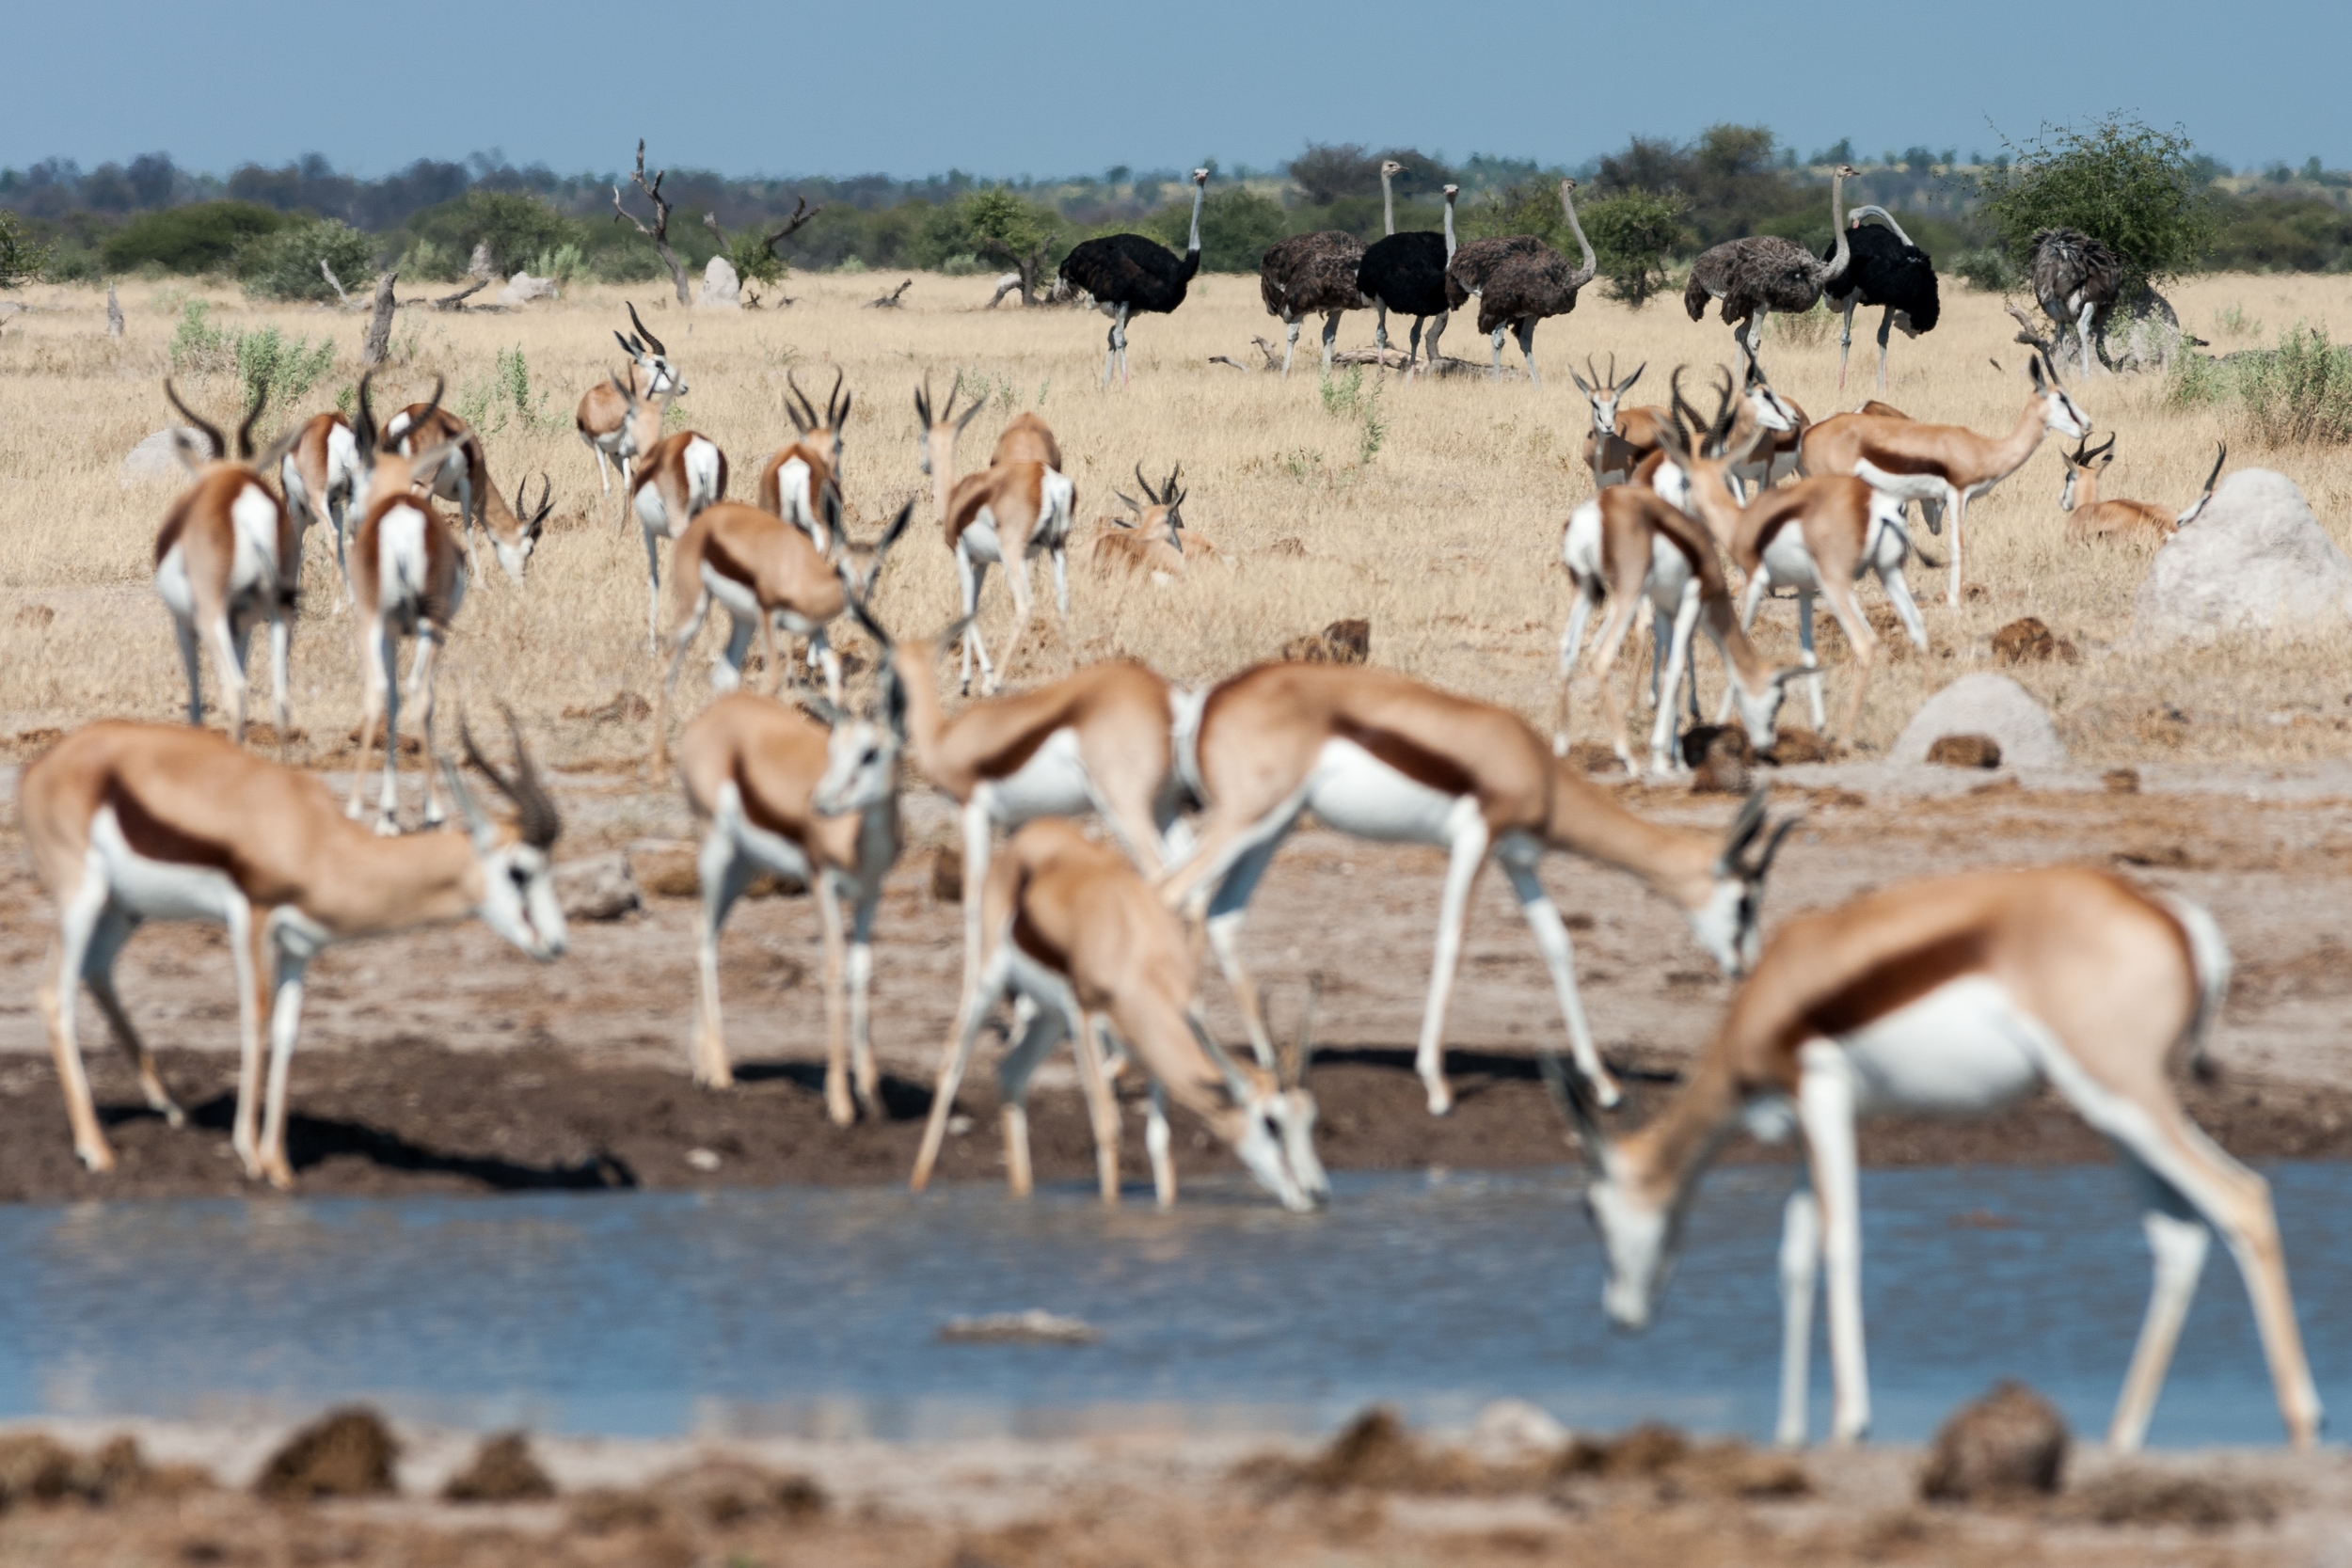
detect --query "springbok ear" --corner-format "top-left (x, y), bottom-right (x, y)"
top-left (796, 692), bottom-right (845, 728)
top-left (1114, 490), bottom-right (1141, 512)
top-left (876, 499), bottom-right (914, 556)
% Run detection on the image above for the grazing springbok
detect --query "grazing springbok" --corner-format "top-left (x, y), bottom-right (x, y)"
top-left (1802, 349), bottom-right (2090, 606)
top-left (676, 692), bottom-right (901, 1119)
top-left (23, 714), bottom-right (564, 1188)
top-left (1570, 356), bottom-right (1671, 488)
top-left (909, 818), bottom-right (1328, 1212)
top-left (2061, 436), bottom-right (2226, 541)
top-left (613, 372), bottom-right (729, 649)
top-left (818, 601), bottom-right (1186, 1006)
top-left (1557, 377), bottom-right (1796, 776)
top-left (648, 497), bottom-right (914, 771)
top-left (384, 404), bottom-right (549, 584)
top-left (1157, 659), bottom-right (1795, 1117)
top-left (152, 380), bottom-right (303, 747)
top-left (1563, 866), bottom-right (2324, 1452)
top-left (914, 373), bottom-right (1075, 694)
top-left (343, 372), bottom-right (486, 832)
top-left (755, 368), bottom-right (851, 552)
top-left (577, 301), bottom-right (686, 497)
top-left (1663, 395), bottom-right (1931, 740)
top-left (278, 410), bottom-right (361, 609)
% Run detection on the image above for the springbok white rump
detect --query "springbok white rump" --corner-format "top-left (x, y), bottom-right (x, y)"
top-left (1157, 660), bottom-right (1796, 1117)
top-left (908, 818), bottom-right (1327, 1212)
top-left (1562, 866), bottom-right (2324, 1451)
top-left (21, 715), bottom-right (564, 1188)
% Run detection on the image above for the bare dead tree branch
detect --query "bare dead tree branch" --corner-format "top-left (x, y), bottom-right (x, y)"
top-left (432, 277), bottom-right (490, 312)
top-left (360, 271), bottom-right (398, 367)
top-left (865, 278), bottom-right (914, 309)
top-left (612, 138), bottom-right (690, 306)
top-left (319, 260), bottom-right (352, 308)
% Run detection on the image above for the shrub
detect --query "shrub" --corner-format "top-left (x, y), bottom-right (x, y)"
top-left (103, 200), bottom-right (285, 274)
top-left (0, 208), bottom-right (53, 286)
top-left (1952, 248), bottom-right (2020, 293)
top-left (401, 191), bottom-right (585, 277)
top-left (236, 218), bottom-right (378, 302)
top-left (2165, 325), bottom-right (2352, 446)
top-left (1973, 114), bottom-right (2217, 297)
top-left (1460, 181), bottom-right (1572, 249)
top-left (1581, 190), bottom-right (1687, 307)
top-left (167, 301), bottom-right (335, 411)
top-left (1145, 186), bottom-right (1285, 274)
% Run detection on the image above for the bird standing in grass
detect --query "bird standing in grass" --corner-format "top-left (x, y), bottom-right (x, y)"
top-left (1060, 169), bottom-right (1210, 388)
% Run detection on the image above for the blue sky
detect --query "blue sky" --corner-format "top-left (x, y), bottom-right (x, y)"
top-left (5, 0), bottom-right (2340, 180)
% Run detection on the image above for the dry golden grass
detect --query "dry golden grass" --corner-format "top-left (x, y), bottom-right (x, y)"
top-left (5, 269), bottom-right (2352, 768)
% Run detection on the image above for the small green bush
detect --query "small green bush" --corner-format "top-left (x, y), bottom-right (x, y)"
top-left (2165, 325), bottom-right (2352, 445)
top-left (401, 190), bottom-right (584, 277)
top-left (1951, 248), bottom-right (2020, 293)
top-left (1459, 181), bottom-right (1573, 249)
top-left (1581, 190), bottom-right (1687, 308)
top-left (236, 218), bottom-right (379, 302)
top-left (1, 208), bottom-right (55, 287)
top-left (167, 301), bottom-right (335, 413)
top-left (103, 201), bottom-right (285, 274)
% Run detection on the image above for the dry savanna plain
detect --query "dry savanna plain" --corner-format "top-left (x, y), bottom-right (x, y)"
top-left (4, 270), bottom-right (2352, 1563)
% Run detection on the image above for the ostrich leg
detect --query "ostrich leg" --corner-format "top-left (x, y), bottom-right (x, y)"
top-left (1100, 314), bottom-right (1119, 388)
top-left (1876, 309), bottom-right (1895, 391)
top-left (1837, 299), bottom-right (1858, 390)
top-left (1374, 304), bottom-right (1391, 355)
top-left (1282, 318), bottom-right (1300, 379)
top-left (1424, 309), bottom-right (1448, 369)
top-left (1321, 311), bottom-right (1341, 376)
top-left (1514, 319), bottom-right (1541, 387)
top-left (2075, 300), bottom-right (2099, 378)
top-left (1487, 326), bottom-right (1506, 380)
top-left (1117, 305), bottom-right (1133, 388)
top-left (1406, 318), bottom-right (1423, 382)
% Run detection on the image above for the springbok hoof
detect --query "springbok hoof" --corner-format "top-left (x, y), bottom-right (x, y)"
top-left (75, 1141), bottom-right (117, 1174)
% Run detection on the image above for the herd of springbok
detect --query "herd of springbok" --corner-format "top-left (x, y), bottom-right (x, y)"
top-left (20, 298), bottom-right (2310, 1455)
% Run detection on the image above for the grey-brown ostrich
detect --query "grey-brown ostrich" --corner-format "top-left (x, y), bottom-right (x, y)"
top-left (2030, 228), bottom-right (2123, 379)
top-left (1683, 164), bottom-right (1858, 362)
top-left (1442, 178), bottom-right (1597, 385)
top-left (1259, 230), bottom-right (1369, 378)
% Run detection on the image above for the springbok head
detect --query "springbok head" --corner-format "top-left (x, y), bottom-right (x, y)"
top-left (445, 709), bottom-right (567, 962)
top-left (785, 366), bottom-right (851, 470)
top-left (616, 301), bottom-right (685, 397)
top-left (494, 474), bottom-right (556, 582)
top-left (1113, 460), bottom-right (1188, 548)
top-left (914, 372), bottom-right (989, 513)
top-left (1567, 355), bottom-right (1645, 439)
top-left (2058, 432), bottom-right (2118, 511)
top-left (831, 494), bottom-right (914, 606)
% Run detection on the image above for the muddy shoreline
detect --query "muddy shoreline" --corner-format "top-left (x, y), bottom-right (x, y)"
top-left (2, 1037), bottom-right (2347, 1205)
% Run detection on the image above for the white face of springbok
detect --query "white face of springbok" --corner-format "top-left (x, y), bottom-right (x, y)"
top-left (445, 725), bottom-right (568, 961)
top-left (2058, 434), bottom-right (2115, 513)
top-left (2030, 352), bottom-right (2091, 440)
top-left (1569, 356), bottom-right (1645, 439)
top-left (1682, 791), bottom-right (1793, 978)
top-left (810, 702), bottom-right (902, 820)
top-left (1584, 1162), bottom-right (1679, 1328)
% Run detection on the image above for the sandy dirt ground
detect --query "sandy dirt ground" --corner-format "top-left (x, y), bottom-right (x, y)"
top-left (6, 752), bottom-right (2352, 1201)
top-left (0, 1410), bottom-right (2344, 1567)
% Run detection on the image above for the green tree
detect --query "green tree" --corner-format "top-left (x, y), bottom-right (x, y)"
top-left (103, 201), bottom-right (284, 273)
top-left (1146, 187), bottom-right (1285, 274)
top-left (0, 208), bottom-right (53, 286)
top-left (1582, 191), bottom-right (1688, 307)
top-left (1458, 181), bottom-right (1571, 248)
top-left (1974, 114), bottom-right (2217, 296)
top-left (401, 191), bottom-right (584, 277)
top-left (235, 218), bottom-right (380, 302)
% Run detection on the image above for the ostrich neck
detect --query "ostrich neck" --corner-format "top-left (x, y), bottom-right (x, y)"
top-left (1186, 182), bottom-right (1204, 255)
top-left (1559, 182), bottom-right (1597, 286)
top-left (1818, 173), bottom-right (1851, 283)
top-left (1847, 204), bottom-right (1915, 247)
top-left (1443, 194), bottom-right (1457, 261)
top-left (1381, 170), bottom-right (1395, 237)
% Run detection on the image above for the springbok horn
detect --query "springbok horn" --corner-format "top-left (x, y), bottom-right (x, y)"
top-left (234, 380), bottom-right (269, 461)
top-left (627, 300), bottom-right (667, 359)
top-left (1752, 813), bottom-right (1803, 881)
top-left (163, 379), bottom-right (227, 462)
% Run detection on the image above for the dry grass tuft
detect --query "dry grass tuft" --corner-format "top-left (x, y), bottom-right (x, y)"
top-left (5, 273), bottom-right (2352, 769)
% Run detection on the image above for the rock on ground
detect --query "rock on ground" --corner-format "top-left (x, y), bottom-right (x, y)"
top-left (494, 271), bottom-right (559, 307)
top-left (556, 852), bottom-right (641, 922)
top-left (254, 1407), bottom-right (399, 1500)
top-left (1918, 1381), bottom-right (2068, 1501)
top-left (119, 427), bottom-right (208, 486)
top-left (698, 256), bottom-right (741, 310)
top-left (1890, 673), bottom-right (2067, 768)
top-left (441, 1433), bottom-right (556, 1502)
top-left (2134, 469), bottom-right (2352, 646)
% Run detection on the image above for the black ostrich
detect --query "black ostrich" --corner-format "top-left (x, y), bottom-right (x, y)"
top-left (1820, 205), bottom-right (1940, 391)
top-left (1058, 168), bottom-right (1210, 388)
top-left (1684, 164), bottom-right (1858, 363)
top-left (2030, 228), bottom-right (2123, 379)
top-left (1355, 161), bottom-right (1458, 376)
top-left (1443, 178), bottom-right (1596, 385)
top-left (1259, 230), bottom-right (1367, 378)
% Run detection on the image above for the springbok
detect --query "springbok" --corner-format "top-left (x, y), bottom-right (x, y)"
top-left (384, 404), bottom-right (549, 583)
top-left (908, 818), bottom-right (1327, 1212)
top-left (1563, 866), bottom-right (2324, 1452)
top-left (676, 691), bottom-right (900, 1119)
top-left (614, 372), bottom-right (729, 649)
top-left (577, 302), bottom-right (686, 498)
top-left (23, 714), bottom-right (564, 1188)
top-left (817, 601), bottom-right (1186, 1007)
top-left (993, 410), bottom-right (1064, 470)
top-left (648, 496), bottom-right (914, 771)
top-left (152, 380), bottom-right (303, 748)
top-left (755, 368), bottom-right (851, 552)
top-left (1569, 356), bottom-right (1670, 489)
top-left (1663, 400), bottom-right (1931, 739)
top-left (1157, 659), bottom-right (1796, 1117)
top-left (1802, 349), bottom-right (2090, 606)
top-left (914, 373), bottom-right (1075, 694)
top-left (1092, 462), bottom-right (1220, 580)
top-left (278, 411), bottom-right (361, 609)
top-left (2061, 436), bottom-right (2225, 541)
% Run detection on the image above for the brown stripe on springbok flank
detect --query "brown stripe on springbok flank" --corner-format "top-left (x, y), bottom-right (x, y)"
top-left (1009, 904), bottom-right (1070, 975)
top-left (1851, 439), bottom-right (1955, 478)
top-left (153, 488), bottom-right (200, 565)
top-left (103, 780), bottom-right (243, 880)
top-left (1332, 718), bottom-right (1479, 799)
top-left (972, 717), bottom-right (1057, 783)
top-left (696, 520), bottom-right (761, 595)
top-left (1772, 931), bottom-right (1991, 1065)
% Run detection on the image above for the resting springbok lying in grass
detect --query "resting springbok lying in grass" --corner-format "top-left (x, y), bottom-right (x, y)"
top-left (908, 818), bottom-right (1327, 1212)
top-left (24, 713), bottom-right (564, 1188)
top-left (2060, 436), bottom-right (2225, 541)
top-left (1562, 865), bottom-right (2324, 1452)
top-left (152, 380), bottom-right (303, 748)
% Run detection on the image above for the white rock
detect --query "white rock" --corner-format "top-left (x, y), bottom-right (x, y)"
top-left (697, 255), bottom-right (741, 310)
top-left (555, 852), bottom-right (641, 922)
top-left (1469, 1399), bottom-right (1570, 1459)
top-left (1890, 673), bottom-right (2067, 768)
top-left (494, 270), bottom-right (559, 308)
top-left (119, 427), bottom-right (209, 486)
top-left (2133, 469), bottom-right (2352, 646)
